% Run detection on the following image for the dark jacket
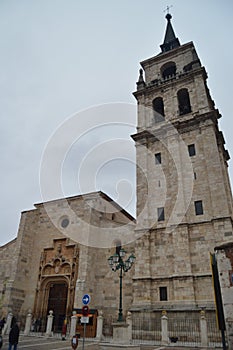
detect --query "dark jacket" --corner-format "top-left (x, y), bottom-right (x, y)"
top-left (0, 318), bottom-right (5, 330)
top-left (9, 323), bottom-right (19, 345)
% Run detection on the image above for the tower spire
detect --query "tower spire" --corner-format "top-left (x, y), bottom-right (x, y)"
top-left (160, 11), bottom-right (180, 53)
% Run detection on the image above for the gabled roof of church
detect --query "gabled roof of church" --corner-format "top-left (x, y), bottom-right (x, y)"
top-left (34, 190), bottom-right (135, 222)
top-left (160, 13), bottom-right (180, 53)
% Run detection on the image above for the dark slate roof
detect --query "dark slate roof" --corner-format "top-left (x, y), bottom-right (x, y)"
top-left (160, 13), bottom-right (180, 53)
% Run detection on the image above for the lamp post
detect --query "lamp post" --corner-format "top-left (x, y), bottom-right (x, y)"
top-left (108, 248), bottom-right (136, 322)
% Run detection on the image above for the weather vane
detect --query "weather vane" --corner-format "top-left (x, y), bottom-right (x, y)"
top-left (164, 5), bottom-right (173, 14)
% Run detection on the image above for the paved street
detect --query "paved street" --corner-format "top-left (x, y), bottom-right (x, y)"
top-left (1, 335), bottom-right (82, 350)
top-left (0, 335), bottom-right (224, 350)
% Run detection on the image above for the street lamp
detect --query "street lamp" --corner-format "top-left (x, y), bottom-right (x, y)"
top-left (108, 248), bottom-right (136, 322)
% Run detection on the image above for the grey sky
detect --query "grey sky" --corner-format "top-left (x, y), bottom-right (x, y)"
top-left (1, 0), bottom-right (233, 245)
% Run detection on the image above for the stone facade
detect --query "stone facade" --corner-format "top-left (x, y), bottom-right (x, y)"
top-left (0, 191), bottom-right (135, 330)
top-left (131, 15), bottom-right (233, 314)
top-left (0, 13), bottom-right (232, 340)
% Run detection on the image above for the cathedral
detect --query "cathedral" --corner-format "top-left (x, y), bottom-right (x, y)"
top-left (0, 13), bottom-right (232, 337)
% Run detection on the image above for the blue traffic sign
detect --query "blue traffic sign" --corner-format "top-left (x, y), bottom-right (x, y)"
top-left (82, 294), bottom-right (90, 305)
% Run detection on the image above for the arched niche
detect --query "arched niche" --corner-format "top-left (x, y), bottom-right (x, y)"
top-left (161, 61), bottom-right (176, 80)
top-left (177, 88), bottom-right (192, 115)
top-left (152, 97), bottom-right (165, 123)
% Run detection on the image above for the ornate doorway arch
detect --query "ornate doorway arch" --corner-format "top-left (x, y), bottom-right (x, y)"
top-left (33, 238), bottom-right (79, 332)
top-left (37, 277), bottom-right (69, 332)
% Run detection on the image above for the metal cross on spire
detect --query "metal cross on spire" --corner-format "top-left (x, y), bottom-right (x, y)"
top-left (161, 4), bottom-right (180, 52)
top-left (164, 5), bottom-right (173, 14)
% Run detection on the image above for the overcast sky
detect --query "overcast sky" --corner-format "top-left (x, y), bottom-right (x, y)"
top-left (1, 0), bottom-right (233, 246)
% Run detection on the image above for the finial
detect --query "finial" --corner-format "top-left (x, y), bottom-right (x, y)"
top-left (164, 5), bottom-right (173, 15)
top-left (136, 69), bottom-right (145, 90)
top-left (164, 5), bottom-right (173, 21)
top-left (160, 4), bottom-right (180, 53)
top-left (138, 69), bottom-right (144, 82)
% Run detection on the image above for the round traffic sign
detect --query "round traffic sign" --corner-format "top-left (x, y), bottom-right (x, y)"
top-left (82, 294), bottom-right (90, 305)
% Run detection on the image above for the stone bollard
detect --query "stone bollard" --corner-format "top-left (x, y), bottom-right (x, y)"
top-left (161, 310), bottom-right (169, 345)
top-left (200, 310), bottom-right (208, 347)
top-left (96, 310), bottom-right (103, 341)
top-left (45, 310), bottom-right (54, 337)
top-left (24, 309), bottom-right (32, 335)
top-left (70, 311), bottom-right (78, 338)
top-left (126, 311), bottom-right (132, 343)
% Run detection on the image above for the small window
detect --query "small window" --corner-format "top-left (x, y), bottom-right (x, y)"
top-left (61, 218), bottom-right (69, 228)
top-left (195, 200), bottom-right (203, 215)
top-left (188, 144), bottom-right (196, 157)
top-left (157, 207), bottom-right (165, 221)
top-left (114, 240), bottom-right (122, 255)
top-left (160, 287), bottom-right (168, 301)
top-left (155, 153), bottom-right (161, 164)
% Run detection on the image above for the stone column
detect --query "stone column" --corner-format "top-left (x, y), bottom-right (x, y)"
top-left (200, 310), bottom-right (208, 347)
top-left (24, 310), bottom-right (32, 335)
top-left (96, 310), bottom-right (103, 341)
top-left (161, 311), bottom-right (168, 345)
top-left (45, 310), bottom-right (54, 337)
top-left (74, 279), bottom-right (85, 309)
top-left (70, 311), bottom-right (78, 338)
top-left (126, 311), bottom-right (132, 342)
top-left (5, 312), bottom-right (13, 335)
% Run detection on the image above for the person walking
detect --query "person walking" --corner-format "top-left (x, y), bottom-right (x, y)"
top-left (8, 320), bottom-right (19, 350)
top-left (0, 318), bottom-right (6, 334)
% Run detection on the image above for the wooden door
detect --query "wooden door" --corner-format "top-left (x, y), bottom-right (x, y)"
top-left (47, 283), bottom-right (68, 332)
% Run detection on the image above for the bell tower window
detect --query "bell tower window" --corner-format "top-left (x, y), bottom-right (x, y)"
top-left (153, 97), bottom-right (165, 122)
top-left (161, 61), bottom-right (176, 80)
top-left (159, 286), bottom-right (168, 301)
top-left (177, 88), bottom-right (191, 115)
top-left (157, 207), bottom-right (165, 221)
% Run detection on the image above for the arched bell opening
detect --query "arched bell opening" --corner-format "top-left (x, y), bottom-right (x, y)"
top-left (152, 97), bottom-right (165, 123)
top-left (177, 88), bottom-right (192, 115)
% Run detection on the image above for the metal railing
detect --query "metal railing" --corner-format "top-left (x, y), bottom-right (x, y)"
top-left (130, 311), bottom-right (224, 348)
top-left (132, 313), bottom-right (161, 344)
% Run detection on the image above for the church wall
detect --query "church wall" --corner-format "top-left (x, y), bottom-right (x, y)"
top-left (8, 207), bottom-right (65, 318)
top-left (1, 192), bottom-right (135, 324)
top-left (0, 239), bottom-right (18, 316)
top-left (133, 216), bottom-right (232, 310)
top-left (74, 206), bottom-right (135, 321)
top-left (135, 117), bottom-right (233, 231)
top-left (180, 122), bottom-right (233, 220)
top-left (82, 243), bottom-right (135, 321)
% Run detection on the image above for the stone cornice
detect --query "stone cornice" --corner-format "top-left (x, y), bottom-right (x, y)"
top-left (147, 215), bottom-right (233, 232)
top-left (131, 111), bottom-right (219, 144)
top-left (133, 66), bottom-right (206, 99)
top-left (132, 272), bottom-right (211, 282)
top-left (140, 41), bottom-right (195, 68)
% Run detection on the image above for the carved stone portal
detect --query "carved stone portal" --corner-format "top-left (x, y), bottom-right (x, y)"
top-left (33, 238), bottom-right (79, 332)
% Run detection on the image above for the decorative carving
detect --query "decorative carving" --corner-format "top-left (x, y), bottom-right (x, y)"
top-left (34, 238), bottom-right (80, 324)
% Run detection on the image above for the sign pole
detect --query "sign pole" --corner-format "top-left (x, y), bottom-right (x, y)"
top-left (81, 294), bottom-right (90, 350)
top-left (82, 323), bottom-right (86, 350)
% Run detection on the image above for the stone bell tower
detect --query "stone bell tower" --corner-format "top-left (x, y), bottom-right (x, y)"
top-left (131, 13), bottom-right (233, 313)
